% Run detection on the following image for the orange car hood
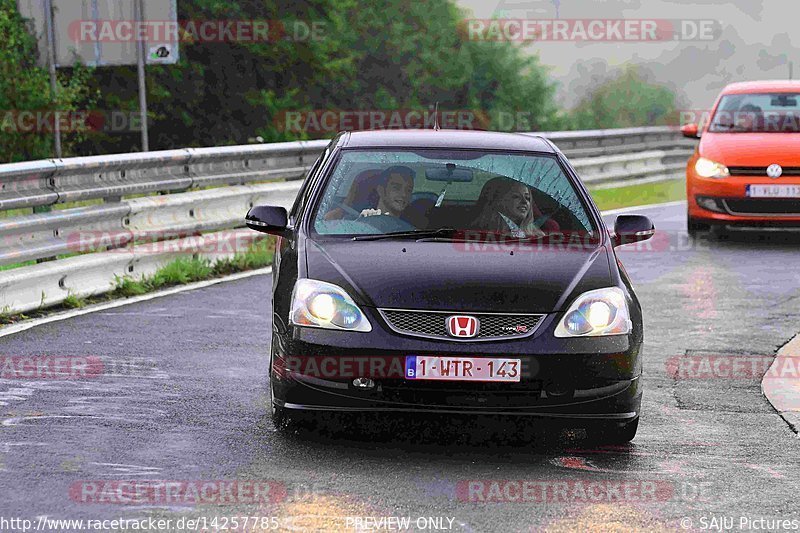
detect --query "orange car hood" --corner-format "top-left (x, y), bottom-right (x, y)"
top-left (700, 132), bottom-right (800, 166)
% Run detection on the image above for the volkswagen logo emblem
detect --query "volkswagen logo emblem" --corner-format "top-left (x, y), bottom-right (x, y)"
top-left (766, 164), bottom-right (783, 178)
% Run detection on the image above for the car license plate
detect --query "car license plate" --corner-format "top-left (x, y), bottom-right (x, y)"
top-left (405, 355), bottom-right (521, 382)
top-left (747, 185), bottom-right (800, 198)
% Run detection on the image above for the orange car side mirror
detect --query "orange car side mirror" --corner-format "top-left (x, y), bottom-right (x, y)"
top-left (681, 123), bottom-right (700, 138)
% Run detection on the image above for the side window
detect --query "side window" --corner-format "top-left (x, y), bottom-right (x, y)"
top-left (290, 154), bottom-right (323, 219)
top-left (290, 138), bottom-right (339, 220)
top-left (551, 156), bottom-right (592, 231)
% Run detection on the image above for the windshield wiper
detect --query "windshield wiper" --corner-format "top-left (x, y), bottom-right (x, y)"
top-left (352, 227), bottom-right (458, 241)
top-left (491, 233), bottom-right (550, 243)
top-left (419, 232), bottom-right (554, 244)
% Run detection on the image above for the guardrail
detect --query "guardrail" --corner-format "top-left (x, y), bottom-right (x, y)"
top-left (0, 127), bottom-right (696, 315)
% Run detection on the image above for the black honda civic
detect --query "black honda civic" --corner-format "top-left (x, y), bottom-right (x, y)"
top-left (246, 129), bottom-right (654, 443)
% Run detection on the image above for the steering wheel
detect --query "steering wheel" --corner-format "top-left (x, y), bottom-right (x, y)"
top-left (359, 214), bottom-right (416, 233)
top-left (337, 203), bottom-right (363, 218)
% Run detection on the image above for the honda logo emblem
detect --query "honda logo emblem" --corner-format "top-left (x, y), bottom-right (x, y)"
top-left (447, 315), bottom-right (479, 338)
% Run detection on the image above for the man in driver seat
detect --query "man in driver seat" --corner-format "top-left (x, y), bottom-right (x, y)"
top-left (360, 165), bottom-right (414, 218)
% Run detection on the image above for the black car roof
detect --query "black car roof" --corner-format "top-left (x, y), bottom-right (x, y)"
top-left (337, 129), bottom-right (557, 153)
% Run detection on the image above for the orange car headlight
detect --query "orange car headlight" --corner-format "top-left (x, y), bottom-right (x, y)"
top-left (695, 157), bottom-right (730, 179)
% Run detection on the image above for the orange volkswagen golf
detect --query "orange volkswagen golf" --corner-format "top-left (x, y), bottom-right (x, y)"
top-left (683, 80), bottom-right (800, 236)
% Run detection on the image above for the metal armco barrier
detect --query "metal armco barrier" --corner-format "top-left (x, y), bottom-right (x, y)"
top-left (543, 126), bottom-right (696, 159)
top-left (0, 127), bottom-right (696, 315)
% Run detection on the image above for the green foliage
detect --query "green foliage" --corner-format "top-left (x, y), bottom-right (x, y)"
top-left (78, 0), bottom-right (566, 152)
top-left (213, 237), bottom-right (275, 275)
top-left (3, 0), bottom-right (680, 158)
top-left (150, 257), bottom-right (214, 286)
top-left (0, 0), bottom-right (93, 162)
top-left (569, 66), bottom-right (678, 130)
top-left (112, 237), bottom-right (274, 297)
top-left (62, 293), bottom-right (86, 309)
top-left (590, 179), bottom-right (685, 211)
top-left (114, 276), bottom-right (149, 297)
top-left (112, 258), bottom-right (213, 296)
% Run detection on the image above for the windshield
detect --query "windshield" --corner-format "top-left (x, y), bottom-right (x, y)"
top-left (708, 93), bottom-right (800, 133)
top-left (311, 149), bottom-right (597, 240)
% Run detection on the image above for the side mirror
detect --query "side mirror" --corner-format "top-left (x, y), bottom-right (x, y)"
top-left (613, 215), bottom-right (655, 247)
top-left (680, 123), bottom-right (700, 138)
top-left (246, 205), bottom-right (289, 236)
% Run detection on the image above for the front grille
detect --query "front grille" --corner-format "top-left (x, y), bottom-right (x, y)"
top-left (723, 198), bottom-right (800, 215)
top-left (378, 309), bottom-right (545, 342)
top-left (728, 166), bottom-right (800, 176)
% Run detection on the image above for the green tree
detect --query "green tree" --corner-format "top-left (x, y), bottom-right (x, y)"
top-left (569, 66), bottom-right (678, 130)
top-left (0, 0), bottom-right (92, 162)
top-left (77, 0), bottom-right (565, 153)
top-left (334, 1), bottom-right (564, 132)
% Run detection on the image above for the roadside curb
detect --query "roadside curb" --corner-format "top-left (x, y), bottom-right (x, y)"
top-left (0, 267), bottom-right (272, 340)
top-left (762, 334), bottom-right (800, 435)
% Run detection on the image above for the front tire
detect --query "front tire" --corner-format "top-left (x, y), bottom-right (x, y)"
top-left (271, 400), bottom-right (308, 434)
top-left (710, 224), bottom-right (731, 241)
top-left (591, 417), bottom-right (639, 444)
top-left (687, 215), bottom-right (710, 238)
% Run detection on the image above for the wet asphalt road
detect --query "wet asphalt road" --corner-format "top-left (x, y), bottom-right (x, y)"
top-left (1, 201), bottom-right (800, 532)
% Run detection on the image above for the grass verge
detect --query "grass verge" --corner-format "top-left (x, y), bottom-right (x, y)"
top-left (589, 178), bottom-right (685, 211)
top-left (0, 237), bottom-right (275, 325)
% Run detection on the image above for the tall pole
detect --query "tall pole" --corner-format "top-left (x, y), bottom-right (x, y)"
top-left (134, 0), bottom-right (150, 151)
top-left (44, 0), bottom-right (61, 158)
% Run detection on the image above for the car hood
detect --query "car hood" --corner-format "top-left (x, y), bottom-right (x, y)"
top-left (305, 239), bottom-right (612, 313)
top-left (700, 132), bottom-right (800, 165)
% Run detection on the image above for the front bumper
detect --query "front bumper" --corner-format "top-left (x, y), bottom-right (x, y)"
top-left (687, 172), bottom-right (800, 226)
top-left (270, 313), bottom-right (643, 420)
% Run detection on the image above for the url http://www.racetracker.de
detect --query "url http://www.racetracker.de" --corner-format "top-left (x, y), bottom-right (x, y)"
top-left (0, 515), bottom-right (459, 531)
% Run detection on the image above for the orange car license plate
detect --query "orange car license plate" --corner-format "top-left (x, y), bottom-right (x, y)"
top-left (747, 185), bottom-right (800, 198)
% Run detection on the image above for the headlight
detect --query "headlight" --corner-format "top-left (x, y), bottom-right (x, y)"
top-left (290, 279), bottom-right (372, 332)
top-left (695, 157), bottom-right (729, 178)
top-left (554, 287), bottom-right (632, 338)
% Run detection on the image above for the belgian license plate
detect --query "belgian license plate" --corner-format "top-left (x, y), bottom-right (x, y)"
top-left (747, 185), bottom-right (800, 198)
top-left (405, 356), bottom-right (521, 382)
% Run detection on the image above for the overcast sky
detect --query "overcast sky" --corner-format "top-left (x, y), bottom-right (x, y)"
top-left (455, 0), bottom-right (798, 109)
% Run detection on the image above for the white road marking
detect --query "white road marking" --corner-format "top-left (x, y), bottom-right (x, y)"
top-left (0, 442), bottom-right (48, 453)
top-left (90, 462), bottom-right (163, 476)
top-left (2, 414), bottom-right (108, 427)
top-left (0, 387), bottom-right (35, 406)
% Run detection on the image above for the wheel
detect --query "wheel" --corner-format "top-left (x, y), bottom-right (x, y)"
top-left (687, 215), bottom-right (710, 238)
top-left (271, 400), bottom-right (309, 434)
top-left (271, 401), bottom-right (288, 430)
top-left (268, 318), bottom-right (311, 434)
top-left (710, 224), bottom-right (731, 241)
top-left (590, 417), bottom-right (639, 444)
